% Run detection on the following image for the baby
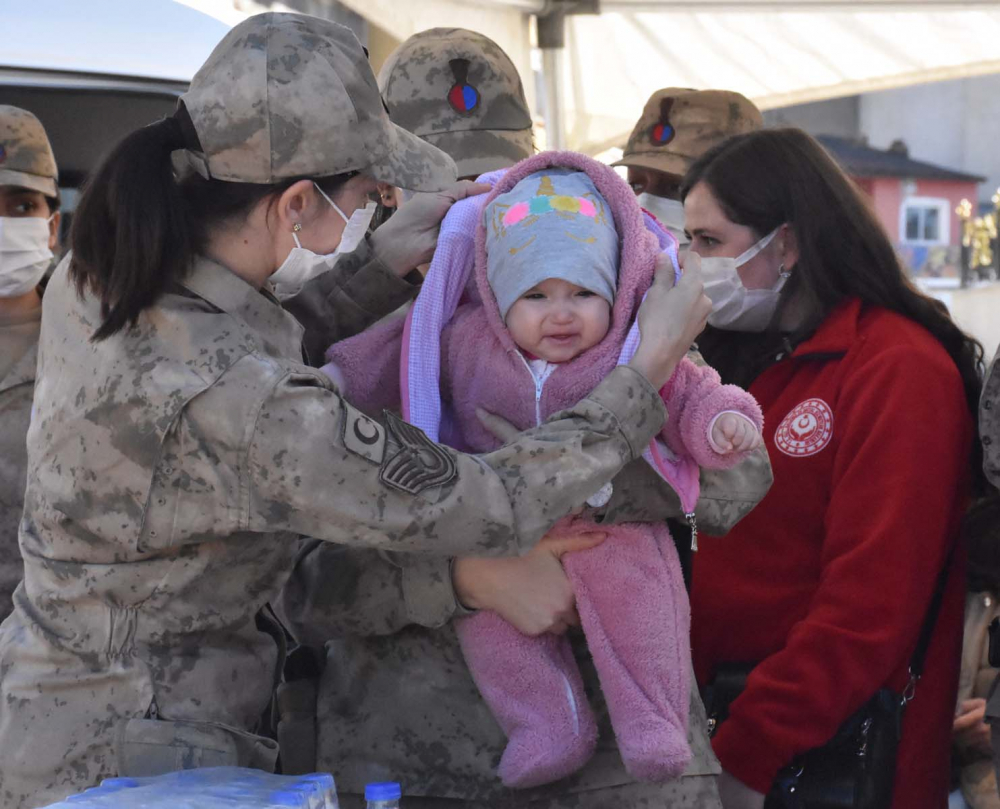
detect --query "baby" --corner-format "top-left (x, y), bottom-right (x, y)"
top-left (323, 156), bottom-right (763, 789)
top-left (490, 174), bottom-right (755, 455)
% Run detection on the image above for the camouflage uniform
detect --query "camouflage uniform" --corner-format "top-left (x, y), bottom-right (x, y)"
top-left (982, 343), bottom-right (1000, 494)
top-left (0, 242), bottom-right (668, 808)
top-left (612, 88), bottom-right (762, 182)
top-left (0, 106), bottom-right (59, 621)
top-left (0, 334), bottom-right (36, 621)
top-left (280, 369), bottom-right (772, 809)
top-left (378, 28), bottom-right (534, 180)
top-left (0, 14), bottom-right (670, 809)
top-left (982, 345), bottom-right (1000, 733)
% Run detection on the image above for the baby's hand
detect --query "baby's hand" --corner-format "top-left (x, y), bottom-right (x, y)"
top-left (711, 413), bottom-right (762, 454)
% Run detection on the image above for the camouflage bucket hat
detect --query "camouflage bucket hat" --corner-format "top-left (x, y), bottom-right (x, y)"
top-left (378, 28), bottom-right (533, 179)
top-left (0, 106), bottom-right (58, 197)
top-left (613, 88), bottom-right (762, 179)
top-left (178, 12), bottom-right (457, 190)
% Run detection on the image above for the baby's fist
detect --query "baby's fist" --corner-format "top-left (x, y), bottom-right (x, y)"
top-left (711, 413), bottom-right (762, 454)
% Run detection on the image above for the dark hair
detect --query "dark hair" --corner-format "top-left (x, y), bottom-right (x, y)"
top-left (70, 111), bottom-right (353, 341)
top-left (682, 127), bottom-right (986, 488)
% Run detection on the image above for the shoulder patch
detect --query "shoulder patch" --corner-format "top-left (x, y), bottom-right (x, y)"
top-left (379, 411), bottom-right (457, 495)
top-left (774, 398), bottom-right (834, 458)
top-left (342, 403), bottom-right (386, 464)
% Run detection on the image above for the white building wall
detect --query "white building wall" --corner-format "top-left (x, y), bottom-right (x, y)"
top-left (767, 73), bottom-right (1000, 206)
top-left (859, 75), bottom-right (1000, 206)
top-left (763, 95), bottom-right (860, 139)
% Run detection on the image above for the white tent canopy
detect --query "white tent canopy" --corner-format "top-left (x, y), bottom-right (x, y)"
top-left (10, 0), bottom-right (999, 155)
top-left (565, 3), bottom-right (1000, 153)
top-left (335, 0), bottom-right (1000, 154)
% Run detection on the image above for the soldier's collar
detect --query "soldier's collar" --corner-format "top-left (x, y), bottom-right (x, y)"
top-left (181, 256), bottom-right (305, 361)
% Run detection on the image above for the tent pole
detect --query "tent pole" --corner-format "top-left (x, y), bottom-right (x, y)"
top-left (537, 1), bottom-right (598, 150)
top-left (541, 46), bottom-right (565, 150)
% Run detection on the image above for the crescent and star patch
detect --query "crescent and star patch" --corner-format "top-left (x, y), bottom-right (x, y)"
top-left (342, 403), bottom-right (386, 464)
top-left (774, 398), bottom-right (834, 458)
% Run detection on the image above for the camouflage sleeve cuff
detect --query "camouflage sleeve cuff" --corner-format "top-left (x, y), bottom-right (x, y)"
top-left (448, 558), bottom-right (478, 619)
top-left (391, 554), bottom-right (471, 627)
top-left (584, 365), bottom-right (667, 460)
top-left (337, 240), bottom-right (420, 318)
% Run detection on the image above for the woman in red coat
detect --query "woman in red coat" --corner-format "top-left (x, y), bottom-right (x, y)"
top-left (683, 128), bottom-right (985, 809)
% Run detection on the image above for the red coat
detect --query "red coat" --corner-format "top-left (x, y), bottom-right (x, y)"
top-left (691, 299), bottom-right (971, 808)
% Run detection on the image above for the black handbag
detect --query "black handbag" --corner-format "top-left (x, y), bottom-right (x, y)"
top-left (703, 552), bottom-right (952, 809)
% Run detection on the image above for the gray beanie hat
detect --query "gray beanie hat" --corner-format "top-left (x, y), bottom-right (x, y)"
top-left (484, 168), bottom-right (618, 320)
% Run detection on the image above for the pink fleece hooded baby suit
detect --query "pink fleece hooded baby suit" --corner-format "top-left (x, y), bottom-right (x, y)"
top-left (323, 151), bottom-right (763, 789)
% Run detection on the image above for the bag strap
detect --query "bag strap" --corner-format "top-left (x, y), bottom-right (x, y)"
top-left (903, 541), bottom-right (957, 701)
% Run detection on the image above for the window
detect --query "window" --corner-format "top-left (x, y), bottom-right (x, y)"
top-left (900, 197), bottom-right (950, 246)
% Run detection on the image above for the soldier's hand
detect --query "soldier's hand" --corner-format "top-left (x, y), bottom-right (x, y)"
top-left (629, 252), bottom-right (711, 390)
top-left (452, 522), bottom-right (606, 636)
top-left (953, 698), bottom-right (991, 754)
top-left (370, 180), bottom-right (491, 277)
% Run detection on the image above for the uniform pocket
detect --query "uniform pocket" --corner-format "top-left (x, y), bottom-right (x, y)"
top-left (115, 716), bottom-right (278, 777)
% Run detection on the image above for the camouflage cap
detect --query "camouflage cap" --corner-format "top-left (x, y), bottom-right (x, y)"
top-left (378, 28), bottom-right (533, 179)
top-left (0, 106), bottom-right (58, 197)
top-left (178, 12), bottom-right (457, 191)
top-left (613, 88), bottom-right (762, 179)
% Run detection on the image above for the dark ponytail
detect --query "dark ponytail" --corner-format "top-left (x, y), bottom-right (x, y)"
top-left (70, 116), bottom-right (192, 341)
top-left (70, 110), bottom-right (358, 342)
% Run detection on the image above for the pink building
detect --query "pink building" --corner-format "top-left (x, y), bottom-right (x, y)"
top-left (817, 135), bottom-right (983, 280)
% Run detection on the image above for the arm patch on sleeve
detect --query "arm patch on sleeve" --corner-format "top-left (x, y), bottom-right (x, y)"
top-left (341, 403), bottom-right (386, 464)
top-left (379, 411), bottom-right (458, 495)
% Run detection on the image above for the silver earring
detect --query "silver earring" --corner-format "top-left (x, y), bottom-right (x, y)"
top-left (292, 223), bottom-right (302, 233)
top-left (779, 262), bottom-right (791, 279)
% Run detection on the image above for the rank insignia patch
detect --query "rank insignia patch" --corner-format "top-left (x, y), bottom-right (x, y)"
top-left (380, 411), bottom-right (457, 494)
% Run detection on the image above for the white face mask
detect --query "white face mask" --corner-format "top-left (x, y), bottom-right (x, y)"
top-left (636, 193), bottom-right (688, 246)
top-left (697, 227), bottom-right (789, 332)
top-left (0, 216), bottom-right (53, 298)
top-left (270, 183), bottom-right (377, 299)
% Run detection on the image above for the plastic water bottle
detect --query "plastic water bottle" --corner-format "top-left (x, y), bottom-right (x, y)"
top-left (364, 781), bottom-right (401, 809)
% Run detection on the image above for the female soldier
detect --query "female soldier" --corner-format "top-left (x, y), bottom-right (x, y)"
top-left (0, 13), bottom-right (709, 808)
top-left (0, 105), bottom-right (60, 622)
top-left (279, 27), bottom-right (771, 809)
top-left (684, 128), bottom-right (983, 809)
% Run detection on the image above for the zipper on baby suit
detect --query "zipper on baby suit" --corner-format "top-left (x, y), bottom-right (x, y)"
top-left (516, 352), bottom-right (550, 426)
top-left (686, 511), bottom-right (698, 552)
